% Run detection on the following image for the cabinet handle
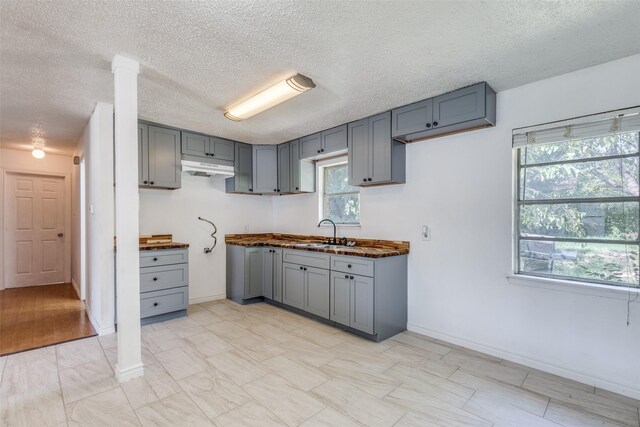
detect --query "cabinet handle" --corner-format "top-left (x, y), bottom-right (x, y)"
top-left (362, 178), bottom-right (367, 182)
top-left (426, 123), bottom-right (431, 128)
top-left (153, 258), bottom-right (158, 261)
top-left (273, 189), bottom-right (277, 192)
top-left (317, 149), bottom-right (320, 153)
top-left (249, 189), bottom-right (253, 192)
top-left (304, 267), bottom-right (307, 271)
top-left (347, 264), bottom-right (352, 268)
top-left (350, 276), bottom-right (354, 280)
top-left (295, 187), bottom-right (299, 190)
top-left (153, 277), bottom-right (158, 281)
top-left (321, 148), bottom-right (325, 152)
top-left (344, 274), bottom-right (349, 279)
top-left (433, 121), bottom-right (438, 126)
top-left (153, 302), bottom-right (158, 307)
top-left (143, 180), bottom-right (148, 184)
top-left (299, 266), bottom-right (303, 270)
top-left (150, 181), bottom-right (155, 185)
top-left (368, 178), bottom-right (372, 181)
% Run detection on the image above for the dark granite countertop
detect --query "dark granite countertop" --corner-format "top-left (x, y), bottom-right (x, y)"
top-left (225, 233), bottom-right (409, 258)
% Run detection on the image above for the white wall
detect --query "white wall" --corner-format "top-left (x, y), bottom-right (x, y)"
top-left (0, 148), bottom-right (73, 290)
top-left (273, 54), bottom-right (640, 398)
top-left (72, 102), bottom-right (115, 334)
top-left (139, 174), bottom-right (274, 303)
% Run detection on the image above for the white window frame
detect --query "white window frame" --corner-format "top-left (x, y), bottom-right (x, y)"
top-left (509, 107), bottom-right (640, 299)
top-left (317, 156), bottom-right (361, 227)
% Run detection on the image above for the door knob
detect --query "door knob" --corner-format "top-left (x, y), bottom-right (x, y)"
top-left (58, 233), bottom-right (64, 237)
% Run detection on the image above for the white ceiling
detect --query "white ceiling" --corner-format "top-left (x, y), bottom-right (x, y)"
top-left (1, 1), bottom-right (640, 155)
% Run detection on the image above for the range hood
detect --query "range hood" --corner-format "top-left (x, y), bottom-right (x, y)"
top-left (181, 160), bottom-right (234, 177)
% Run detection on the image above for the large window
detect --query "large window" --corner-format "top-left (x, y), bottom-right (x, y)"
top-left (514, 109), bottom-right (640, 288)
top-left (321, 162), bottom-right (360, 224)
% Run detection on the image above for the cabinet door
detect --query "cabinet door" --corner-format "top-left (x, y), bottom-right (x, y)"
top-left (210, 136), bottom-right (235, 161)
top-left (262, 248), bottom-right (273, 299)
top-left (304, 266), bottom-right (330, 319)
top-left (234, 142), bottom-right (253, 193)
top-left (277, 143), bottom-right (290, 193)
top-left (290, 140), bottom-right (301, 193)
top-left (350, 274), bottom-right (374, 334)
top-left (433, 82), bottom-right (485, 129)
top-left (299, 132), bottom-right (322, 159)
top-left (330, 271), bottom-right (350, 326)
top-left (348, 118), bottom-right (369, 185)
top-left (321, 124), bottom-right (347, 154)
top-left (252, 145), bottom-right (278, 194)
top-left (391, 98), bottom-right (433, 138)
top-left (138, 123), bottom-right (149, 185)
top-left (244, 248), bottom-right (263, 298)
top-left (148, 126), bottom-right (181, 189)
top-left (369, 111), bottom-right (392, 184)
top-left (272, 249), bottom-right (283, 303)
top-left (282, 263), bottom-right (305, 309)
top-left (181, 131), bottom-right (209, 157)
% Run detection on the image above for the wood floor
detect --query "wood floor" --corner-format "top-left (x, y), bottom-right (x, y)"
top-left (0, 283), bottom-right (96, 356)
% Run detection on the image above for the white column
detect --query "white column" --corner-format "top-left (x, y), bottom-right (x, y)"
top-left (112, 55), bottom-right (144, 382)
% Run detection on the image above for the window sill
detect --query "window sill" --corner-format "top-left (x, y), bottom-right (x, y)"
top-left (507, 274), bottom-right (640, 301)
top-left (319, 223), bottom-right (361, 229)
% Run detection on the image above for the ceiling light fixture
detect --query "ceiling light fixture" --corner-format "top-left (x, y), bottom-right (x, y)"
top-left (224, 74), bottom-right (316, 121)
top-left (32, 137), bottom-right (46, 159)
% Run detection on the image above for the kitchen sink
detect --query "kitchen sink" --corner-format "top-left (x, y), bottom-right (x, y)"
top-left (293, 243), bottom-right (331, 248)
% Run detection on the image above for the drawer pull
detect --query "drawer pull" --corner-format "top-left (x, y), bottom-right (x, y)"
top-left (350, 276), bottom-right (354, 280)
top-left (153, 277), bottom-right (158, 281)
top-left (153, 302), bottom-right (159, 307)
top-left (347, 264), bottom-right (352, 268)
top-left (344, 274), bottom-right (349, 279)
top-left (153, 257), bottom-right (158, 261)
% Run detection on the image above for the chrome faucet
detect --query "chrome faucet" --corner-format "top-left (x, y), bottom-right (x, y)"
top-left (317, 218), bottom-right (337, 245)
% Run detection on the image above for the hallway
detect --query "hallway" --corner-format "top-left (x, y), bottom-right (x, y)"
top-left (0, 283), bottom-right (96, 356)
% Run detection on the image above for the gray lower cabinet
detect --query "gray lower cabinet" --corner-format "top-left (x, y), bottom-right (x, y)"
top-left (262, 248), bottom-right (283, 301)
top-left (282, 262), bottom-right (305, 309)
top-left (252, 145), bottom-right (278, 194)
top-left (138, 248), bottom-right (189, 324)
top-left (138, 123), bottom-right (181, 189)
top-left (348, 111), bottom-right (406, 186)
top-left (392, 82), bottom-right (496, 143)
top-left (303, 266), bottom-right (330, 318)
top-left (277, 143), bottom-right (290, 194)
top-left (244, 247), bottom-right (263, 299)
top-left (225, 142), bottom-right (253, 193)
top-left (290, 139), bottom-right (315, 193)
top-left (330, 271), bottom-right (374, 334)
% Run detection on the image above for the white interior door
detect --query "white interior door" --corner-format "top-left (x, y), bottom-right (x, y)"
top-left (4, 173), bottom-right (66, 288)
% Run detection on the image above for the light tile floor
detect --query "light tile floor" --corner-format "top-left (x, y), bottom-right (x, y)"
top-left (1, 299), bottom-right (639, 427)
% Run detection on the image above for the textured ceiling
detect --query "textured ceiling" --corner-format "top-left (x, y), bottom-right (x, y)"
top-left (1, 1), bottom-right (640, 155)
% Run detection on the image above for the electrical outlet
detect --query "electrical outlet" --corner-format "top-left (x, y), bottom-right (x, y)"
top-left (421, 225), bottom-right (431, 241)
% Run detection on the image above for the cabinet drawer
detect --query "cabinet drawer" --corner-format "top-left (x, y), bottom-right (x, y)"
top-left (330, 255), bottom-right (374, 277)
top-left (140, 287), bottom-right (188, 319)
top-left (283, 249), bottom-right (330, 270)
top-left (140, 264), bottom-right (189, 293)
top-left (140, 249), bottom-right (188, 267)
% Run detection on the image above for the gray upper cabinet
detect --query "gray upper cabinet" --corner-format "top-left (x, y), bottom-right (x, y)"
top-left (391, 99), bottom-right (433, 138)
top-left (277, 143), bottom-right (290, 194)
top-left (299, 132), bottom-right (322, 159)
top-left (146, 125), bottom-right (181, 189)
top-left (253, 145), bottom-right (278, 194)
top-left (181, 131), bottom-right (209, 157)
top-left (321, 124), bottom-right (348, 155)
top-left (226, 142), bottom-right (253, 193)
top-left (182, 132), bottom-right (235, 161)
top-left (290, 140), bottom-right (315, 193)
top-left (209, 136), bottom-right (235, 161)
top-left (392, 82), bottom-right (496, 143)
top-left (348, 112), bottom-right (405, 187)
top-left (138, 123), bottom-right (149, 186)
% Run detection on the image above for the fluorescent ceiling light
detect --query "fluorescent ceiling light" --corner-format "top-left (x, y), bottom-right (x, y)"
top-left (224, 74), bottom-right (316, 121)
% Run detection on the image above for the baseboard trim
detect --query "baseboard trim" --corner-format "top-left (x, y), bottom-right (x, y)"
top-left (407, 322), bottom-right (640, 401)
top-left (85, 303), bottom-right (116, 336)
top-left (114, 363), bottom-right (144, 382)
top-left (71, 278), bottom-right (81, 299)
top-left (189, 293), bottom-right (226, 304)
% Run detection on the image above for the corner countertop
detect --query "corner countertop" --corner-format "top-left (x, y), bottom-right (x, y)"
top-left (225, 233), bottom-right (409, 258)
top-left (114, 234), bottom-right (189, 252)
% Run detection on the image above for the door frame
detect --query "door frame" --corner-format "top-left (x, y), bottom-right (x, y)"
top-left (1, 168), bottom-right (72, 290)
